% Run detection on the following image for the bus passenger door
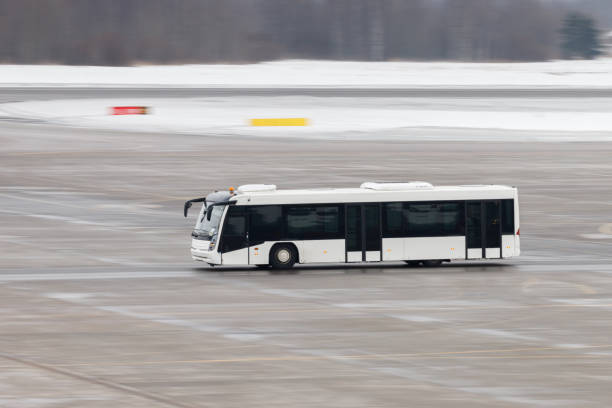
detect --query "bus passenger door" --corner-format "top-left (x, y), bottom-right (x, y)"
top-left (466, 200), bottom-right (502, 259)
top-left (484, 200), bottom-right (502, 258)
top-left (346, 204), bottom-right (381, 262)
top-left (219, 206), bottom-right (249, 265)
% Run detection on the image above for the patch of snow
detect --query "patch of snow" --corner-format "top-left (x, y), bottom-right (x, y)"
top-left (465, 328), bottom-right (542, 342)
top-left (3, 59), bottom-right (612, 88)
top-left (4, 96), bottom-right (612, 140)
top-left (390, 315), bottom-right (446, 323)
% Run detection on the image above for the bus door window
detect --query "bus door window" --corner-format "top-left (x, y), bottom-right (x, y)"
top-left (466, 201), bottom-right (482, 257)
top-left (346, 205), bottom-right (362, 253)
top-left (346, 203), bottom-right (381, 261)
top-left (220, 206), bottom-right (247, 253)
top-left (486, 201), bottom-right (501, 249)
top-left (364, 204), bottom-right (381, 252)
top-left (501, 199), bottom-right (515, 234)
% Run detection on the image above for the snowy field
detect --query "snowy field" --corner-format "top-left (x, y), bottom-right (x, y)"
top-left (3, 96), bottom-right (612, 141)
top-left (3, 60), bottom-right (612, 140)
top-left (4, 59), bottom-right (612, 88)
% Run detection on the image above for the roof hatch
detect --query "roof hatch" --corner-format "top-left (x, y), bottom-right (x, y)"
top-left (237, 184), bottom-right (277, 194)
top-left (360, 181), bottom-right (434, 191)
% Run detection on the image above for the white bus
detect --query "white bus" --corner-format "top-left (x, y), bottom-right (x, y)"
top-left (184, 182), bottom-right (519, 269)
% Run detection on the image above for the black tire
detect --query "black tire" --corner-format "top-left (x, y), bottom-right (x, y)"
top-left (404, 260), bottom-right (421, 267)
top-left (423, 260), bottom-right (442, 267)
top-left (270, 244), bottom-right (297, 270)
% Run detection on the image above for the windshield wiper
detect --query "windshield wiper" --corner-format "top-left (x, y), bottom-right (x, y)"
top-left (192, 230), bottom-right (210, 239)
top-left (204, 200), bottom-right (237, 220)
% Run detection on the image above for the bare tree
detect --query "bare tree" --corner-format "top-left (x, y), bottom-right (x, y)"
top-left (0, 0), bottom-right (579, 65)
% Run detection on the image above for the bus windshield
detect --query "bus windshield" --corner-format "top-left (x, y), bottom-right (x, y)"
top-left (193, 205), bottom-right (225, 239)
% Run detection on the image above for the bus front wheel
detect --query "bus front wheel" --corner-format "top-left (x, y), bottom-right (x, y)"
top-left (270, 244), bottom-right (297, 269)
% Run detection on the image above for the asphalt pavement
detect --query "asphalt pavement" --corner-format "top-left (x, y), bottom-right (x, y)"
top-left (5, 86), bottom-right (612, 104)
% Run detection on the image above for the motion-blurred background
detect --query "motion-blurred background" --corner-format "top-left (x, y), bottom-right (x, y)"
top-left (1, 0), bottom-right (610, 65)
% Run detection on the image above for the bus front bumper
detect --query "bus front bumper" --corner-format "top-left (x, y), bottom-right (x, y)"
top-left (191, 247), bottom-right (221, 265)
top-left (191, 239), bottom-right (221, 265)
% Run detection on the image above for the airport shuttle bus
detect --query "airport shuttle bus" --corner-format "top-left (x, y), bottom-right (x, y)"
top-left (184, 182), bottom-right (519, 269)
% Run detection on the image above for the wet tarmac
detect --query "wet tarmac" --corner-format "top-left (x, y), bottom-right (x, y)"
top-left (6, 86), bottom-right (612, 104)
top-left (1, 114), bottom-right (612, 406)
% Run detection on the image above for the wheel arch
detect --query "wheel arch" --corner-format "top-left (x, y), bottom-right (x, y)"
top-left (268, 242), bottom-right (300, 265)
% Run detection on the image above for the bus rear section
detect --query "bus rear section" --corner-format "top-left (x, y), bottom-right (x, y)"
top-left (379, 196), bottom-right (519, 264)
top-left (185, 183), bottom-right (519, 268)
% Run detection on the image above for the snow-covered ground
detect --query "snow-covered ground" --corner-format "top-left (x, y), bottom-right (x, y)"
top-left (3, 59), bottom-right (612, 88)
top-left (3, 60), bottom-right (612, 140)
top-left (3, 96), bottom-right (612, 141)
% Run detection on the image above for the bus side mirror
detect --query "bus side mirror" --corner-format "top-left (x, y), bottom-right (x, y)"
top-left (206, 207), bottom-right (213, 221)
top-left (183, 197), bottom-right (207, 217)
top-left (183, 201), bottom-right (192, 217)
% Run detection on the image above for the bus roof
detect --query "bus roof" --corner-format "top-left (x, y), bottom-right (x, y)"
top-left (230, 183), bottom-right (517, 206)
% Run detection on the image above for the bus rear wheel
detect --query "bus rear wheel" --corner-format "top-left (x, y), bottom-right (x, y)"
top-left (270, 244), bottom-right (297, 269)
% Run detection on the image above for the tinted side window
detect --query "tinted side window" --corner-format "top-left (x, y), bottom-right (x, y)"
top-left (466, 201), bottom-right (482, 248)
top-left (486, 200), bottom-right (501, 247)
top-left (364, 204), bottom-right (381, 251)
top-left (250, 206), bottom-right (282, 242)
top-left (405, 201), bottom-right (464, 237)
top-left (220, 206), bottom-right (247, 253)
top-left (346, 205), bottom-right (361, 252)
top-left (382, 202), bottom-right (403, 237)
top-left (439, 202), bottom-right (465, 236)
top-left (501, 199), bottom-right (515, 234)
top-left (286, 205), bottom-right (343, 240)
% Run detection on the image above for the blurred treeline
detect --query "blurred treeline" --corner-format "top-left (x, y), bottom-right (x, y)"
top-left (0, 0), bottom-right (604, 65)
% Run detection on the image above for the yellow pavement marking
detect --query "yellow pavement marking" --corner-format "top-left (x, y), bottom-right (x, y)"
top-left (51, 344), bottom-right (612, 368)
top-left (575, 284), bottom-right (597, 295)
top-left (598, 223), bottom-right (612, 234)
top-left (250, 118), bottom-right (308, 126)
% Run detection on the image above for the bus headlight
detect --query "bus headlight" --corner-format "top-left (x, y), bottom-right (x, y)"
top-left (209, 239), bottom-right (216, 251)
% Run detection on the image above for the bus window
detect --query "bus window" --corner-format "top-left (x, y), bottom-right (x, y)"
top-left (346, 205), bottom-right (362, 252)
top-left (286, 205), bottom-right (342, 240)
top-left (466, 201), bottom-right (482, 249)
top-left (364, 204), bottom-right (381, 251)
top-left (404, 201), bottom-right (464, 237)
top-left (501, 199), bottom-right (514, 234)
top-left (249, 206), bottom-right (283, 242)
top-left (486, 201), bottom-right (501, 247)
top-left (382, 202), bottom-right (403, 237)
top-left (220, 206), bottom-right (247, 253)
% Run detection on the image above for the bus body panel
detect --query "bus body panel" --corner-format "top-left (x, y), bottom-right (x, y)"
top-left (514, 189), bottom-right (521, 256)
top-left (403, 236), bottom-right (466, 261)
top-left (234, 187), bottom-right (515, 207)
top-left (249, 241), bottom-right (277, 265)
top-left (382, 238), bottom-right (404, 261)
top-left (365, 251), bottom-right (381, 262)
top-left (302, 239), bottom-right (345, 263)
top-left (502, 235), bottom-right (515, 258)
top-left (347, 252), bottom-right (362, 262)
top-left (485, 248), bottom-right (501, 258)
top-left (222, 247), bottom-right (249, 265)
top-left (467, 248), bottom-right (482, 259)
top-left (246, 239), bottom-right (346, 265)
